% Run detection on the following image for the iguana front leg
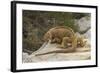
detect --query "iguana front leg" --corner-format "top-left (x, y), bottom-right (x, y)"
top-left (71, 34), bottom-right (78, 49)
top-left (57, 37), bottom-right (72, 49)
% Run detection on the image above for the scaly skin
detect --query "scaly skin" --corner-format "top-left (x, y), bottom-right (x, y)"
top-left (35, 26), bottom-right (86, 56)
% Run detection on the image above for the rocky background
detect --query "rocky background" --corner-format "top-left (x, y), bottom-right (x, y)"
top-left (22, 10), bottom-right (91, 63)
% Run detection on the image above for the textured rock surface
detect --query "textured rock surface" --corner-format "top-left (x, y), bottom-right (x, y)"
top-left (23, 39), bottom-right (91, 63)
top-left (75, 16), bottom-right (90, 31)
top-left (75, 16), bottom-right (91, 40)
top-left (83, 29), bottom-right (91, 41)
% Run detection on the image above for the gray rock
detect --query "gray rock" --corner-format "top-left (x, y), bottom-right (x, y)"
top-left (75, 16), bottom-right (91, 31)
top-left (75, 16), bottom-right (91, 40)
top-left (22, 52), bottom-right (32, 63)
top-left (83, 29), bottom-right (91, 41)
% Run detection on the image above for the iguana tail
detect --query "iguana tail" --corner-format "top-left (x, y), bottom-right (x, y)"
top-left (35, 48), bottom-right (75, 56)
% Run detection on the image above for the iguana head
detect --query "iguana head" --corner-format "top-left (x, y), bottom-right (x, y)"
top-left (77, 35), bottom-right (87, 47)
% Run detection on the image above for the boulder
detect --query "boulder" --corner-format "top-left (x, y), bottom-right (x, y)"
top-left (75, 16), bottom-right (90, 31)
top-left (75, 16), bottom-right (91, 40)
